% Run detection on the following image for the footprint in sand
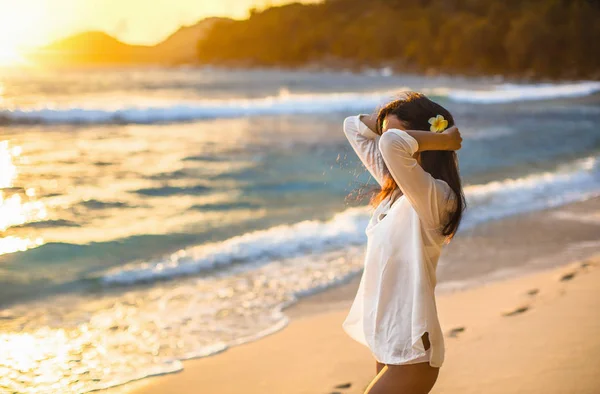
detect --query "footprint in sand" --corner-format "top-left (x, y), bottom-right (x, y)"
top-left (503, 305), bottom-right (529, 317)
top-left (560, 272), bottom-right (576, 282)
top-left (506, 260), bottom-right (595, 318)
top-left (448, 326), bottom-right (466, 338)
top-left (333, 382), bottom-right (352, 389)
top-left (526, 288), bottom-right (539, 296)
top-left (559, 260), bottom-right (594, 282)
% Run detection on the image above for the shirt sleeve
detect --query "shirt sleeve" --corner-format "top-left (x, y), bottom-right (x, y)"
top-left (378, 129), bottom-right (452, 229)
top-left (342, 115), bottom-right (387, 185)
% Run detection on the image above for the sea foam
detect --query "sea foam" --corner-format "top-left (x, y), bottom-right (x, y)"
top-left (100, 155), bottom-right (600, 286)
top-left (2, 82), bottom-right (599, 125)
top-left (100, 207), bottom-right (370, 285)
top-left (446, 81), bottom-right (600, 104)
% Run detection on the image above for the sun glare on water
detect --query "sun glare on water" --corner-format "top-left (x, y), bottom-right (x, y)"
top-left (0, 141), bottom-right (47, 255)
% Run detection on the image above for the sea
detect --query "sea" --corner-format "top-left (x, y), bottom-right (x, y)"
top-left (1, 66), bottom-right (599, 393)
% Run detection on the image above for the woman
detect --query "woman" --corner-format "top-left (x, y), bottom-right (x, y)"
top-left (341, 92), bottom-right (465, 394)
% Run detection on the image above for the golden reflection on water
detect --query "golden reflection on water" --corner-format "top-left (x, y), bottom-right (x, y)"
top-left (0, 140), bottom-right (18, 188)
top-left (0, 140), bottom-right (46, 255)
top-left (0, 329), bottom-right (85, 392)
top-left (0, 235), bottom-right (44, 255)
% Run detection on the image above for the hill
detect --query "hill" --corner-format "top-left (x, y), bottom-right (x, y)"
top-left (154, 17), bottom-right (226, 64)
top-left (196, 0), bottom-right (600, 80)
top-left (30, 18), bottom-right (227, 66)
top-left (33, 31), bottom-right (153, 65)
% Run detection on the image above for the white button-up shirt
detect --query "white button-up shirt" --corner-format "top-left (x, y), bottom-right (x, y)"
top-left (341, 115), bottom-right (455, 367)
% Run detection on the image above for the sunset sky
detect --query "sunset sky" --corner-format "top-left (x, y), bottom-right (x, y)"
top-left (0, 0), bottom-right (318, 52)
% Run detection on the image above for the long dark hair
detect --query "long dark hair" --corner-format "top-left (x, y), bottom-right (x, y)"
top-left (373, 92), bottom-right (466, 238)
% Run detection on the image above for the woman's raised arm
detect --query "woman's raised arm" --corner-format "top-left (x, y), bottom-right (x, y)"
top-left (342, 114), bottom-right (387, 186)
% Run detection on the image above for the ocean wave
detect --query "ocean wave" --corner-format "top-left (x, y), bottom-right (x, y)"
top-left (100, 207), bottom-right (370, 285)
top-left (100, 155), bottom-right (600, 286)
top-left (462, 156), bottom-right (600, 227)
top-left (0, 90), bottom-right (394, 125)
top-left (445, 81), bottom-right (600, 104)
top-left (2, 82), bottom-right (599, 125)
top-left (2, 245), bottom-right (365, 394)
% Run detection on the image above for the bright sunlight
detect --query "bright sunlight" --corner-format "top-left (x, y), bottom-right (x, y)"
top-left (0, 45), bottom-right (23, 66)
top-left (0, 0), bottom-right (49, 65)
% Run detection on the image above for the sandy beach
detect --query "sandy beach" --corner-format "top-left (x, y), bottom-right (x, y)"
top-left (125, 198), bottom-right (600, 394)
top-left (129, 258), bottom-right (600, 394)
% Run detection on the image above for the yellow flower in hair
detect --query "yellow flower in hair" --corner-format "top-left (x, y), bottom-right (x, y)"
top-left (428, 115), bottom-right (448, 133)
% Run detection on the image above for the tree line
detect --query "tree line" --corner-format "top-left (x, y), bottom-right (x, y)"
top-left (196, 0), bottom-right (600, 80)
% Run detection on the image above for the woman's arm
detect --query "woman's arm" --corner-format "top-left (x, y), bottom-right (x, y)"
top-left (354, 113), bottom-right (463, 152)
top-left (342, 115), bottom-right (387, 185)
top-left (358, 113), bottom-right (378, 134)
top-left (404, 127), bottom-right (462, 152)
top-left (378, 128), bottom-right (461, 228)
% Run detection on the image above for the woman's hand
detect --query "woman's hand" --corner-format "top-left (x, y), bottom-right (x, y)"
top-left (442, 126), bottom-right (462, 151)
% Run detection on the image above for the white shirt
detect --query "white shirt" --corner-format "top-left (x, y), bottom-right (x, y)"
top-left (341, 115), bottom-right (455, 367)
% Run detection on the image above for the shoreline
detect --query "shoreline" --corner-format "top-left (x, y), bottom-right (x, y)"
top-left (286, 195), bottom-right (600, 320)
top-left (127, 256), bottom-right (600, 394)
top-left (118, 196), bottom-right (600, 394)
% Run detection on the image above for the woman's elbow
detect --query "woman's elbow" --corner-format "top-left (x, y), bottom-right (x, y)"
top-left (342, 116), bottom-right (357, 136)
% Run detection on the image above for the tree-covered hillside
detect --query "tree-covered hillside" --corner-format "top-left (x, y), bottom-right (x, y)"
top-left (197, 0), bottom-right (600, 79)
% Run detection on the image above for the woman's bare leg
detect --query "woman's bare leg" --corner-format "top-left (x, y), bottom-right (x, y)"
top-left (366, 333), bottom-right (438, 394)
top-left (364, 363), bottom-right (439, 394)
